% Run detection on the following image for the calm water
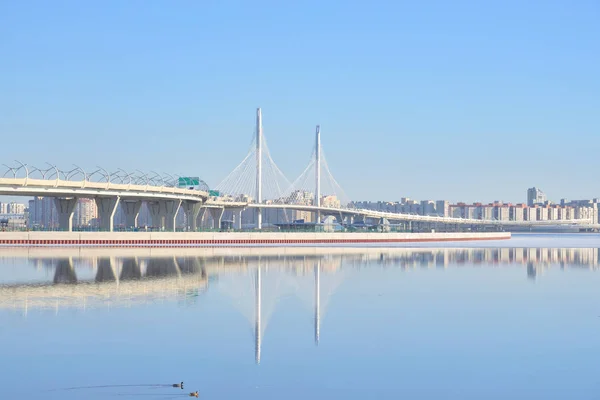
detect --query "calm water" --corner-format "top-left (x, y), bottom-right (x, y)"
top-left (1, 234), bottom-right (600, 399)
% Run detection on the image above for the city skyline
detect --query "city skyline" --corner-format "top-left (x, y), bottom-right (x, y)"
top-left (2, 2), bottom-right (599, 202)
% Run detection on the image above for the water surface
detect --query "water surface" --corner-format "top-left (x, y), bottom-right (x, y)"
top-left (1, 234), bottom-right (599, 399)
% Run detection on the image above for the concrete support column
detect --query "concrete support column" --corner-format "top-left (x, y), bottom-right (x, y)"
top-left (197, 207), bottom-right (207, 230)
top-left (209, 208), bottom-right (224, 230)
top-left (121, 200), bottom-right (142, 230)
top-left (148, 200), bottom-right (182, 232)
top-left (95, 196), bottom-right (120, 232)
top-left (181, 201), bottom-right (203, 231)
top-left (164, 200), bottom-right (182, 232)
top-left (53, 198), bottom-right (78, 232)
top-left (236, 208), bottom-right (244, 230)
top-left (378, 217), bottom-right (390, 232)
top-left (147, 201), bottom-right (163, 229)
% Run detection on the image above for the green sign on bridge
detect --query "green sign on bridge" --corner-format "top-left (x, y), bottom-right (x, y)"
top-left (178, 177), bottom-right (200, 187)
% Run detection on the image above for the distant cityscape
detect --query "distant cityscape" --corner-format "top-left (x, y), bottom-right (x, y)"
top-left (1, 186), bottom-right (598, 230)
top-left (355, 187), bottom-right (599, 225)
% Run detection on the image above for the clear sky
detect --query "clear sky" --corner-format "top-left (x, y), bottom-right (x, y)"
top-left (1, 0), bottom-right (599, 204)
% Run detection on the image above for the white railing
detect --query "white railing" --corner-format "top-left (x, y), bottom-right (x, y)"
top-left (0, 162), bottom-right (211, 201)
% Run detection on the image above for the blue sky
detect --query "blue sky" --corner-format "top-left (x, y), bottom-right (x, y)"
top-left (1, 0), bottom-right (599, 203)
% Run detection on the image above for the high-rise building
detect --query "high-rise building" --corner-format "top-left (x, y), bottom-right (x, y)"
top-left (7, 202), bottom-right (26, 214)
top-left (1, 202), bottom-right (26, 214)
top-left (74, 198), bottom-right (98, 228)
top-left (527, 187), bottom-right (547, 206)
top-left (420, 200), bottom-right (436, 216)
top-left (27, 197), bottom-right (58, 228)
top-left (321, 195), bottom-right (341, 209)
top-left (436, 200), bottom-right (450, 217)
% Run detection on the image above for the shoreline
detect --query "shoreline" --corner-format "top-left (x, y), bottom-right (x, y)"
top-left (0, 231), bottom-right (510, 247)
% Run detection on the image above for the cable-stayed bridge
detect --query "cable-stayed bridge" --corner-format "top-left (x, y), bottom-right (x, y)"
top-left (0, 108), bottom-right (594, 231)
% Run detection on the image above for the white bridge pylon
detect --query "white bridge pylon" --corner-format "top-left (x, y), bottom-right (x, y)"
top-left (214, 108), bottom-right (351, 226)
top-left (214, 109), bottom-right (292, 206)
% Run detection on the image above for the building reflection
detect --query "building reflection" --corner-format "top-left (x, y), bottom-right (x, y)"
top-left (2, 247), bottom-right (600, 309)
top-left (1, 247), bottom-right (600, 362)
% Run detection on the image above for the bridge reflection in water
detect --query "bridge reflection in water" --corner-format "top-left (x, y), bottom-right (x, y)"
top-left (2, 256), bottom-right (208, 313)
top-left (1, 247), bottom-right (599, 363)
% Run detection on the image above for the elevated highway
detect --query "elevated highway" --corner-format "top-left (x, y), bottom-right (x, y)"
top-left (0, 176), bottom-right (208, 231)
top-left (0, 175), bottom-right (593, 231)
top-left (205, 200), bottom-right (594, 228)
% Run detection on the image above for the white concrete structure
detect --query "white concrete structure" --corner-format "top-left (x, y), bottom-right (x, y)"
top-left (315, 125), bottom-right (321, 224)
top-left (205, 200), bottom-right (593, 227)
top-left (1, 175), bottom-right (594, 231)
top-left (0, 230), bottom-right (512, 247)
top-left (0, 174), bottom-right (208, 232)
top-left (256, 108), bottom-right (263, 230)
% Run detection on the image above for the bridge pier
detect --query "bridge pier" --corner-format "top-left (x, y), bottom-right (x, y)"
top-left (231, 208), bottom-right (244, 230)
top-left (378, 217), bottom-right (391, 232)
top-left (148, 200), bottom-right (182, 231)
top-left (95, 197), bottom-right (120, 232)
top-left (181, 201), bottom-right (203, 231)
top-left (165, 200), bottom-right (182, 231)
top-left (209, 208), bottom-right (224, 230)
top-left (197, 207), bottom-right (208, 230)
top-left (237, 209), bottom-right (243, 230)
top-left (53, 198), bottom-right (78, 232)
top-left (148, 202), bottom-right (162, 229)
top-left (121, 200), bottom-right (142, 230)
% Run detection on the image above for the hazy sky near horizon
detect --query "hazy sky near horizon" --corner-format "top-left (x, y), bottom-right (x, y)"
top-left (1, 0), bottom-right (599, 204)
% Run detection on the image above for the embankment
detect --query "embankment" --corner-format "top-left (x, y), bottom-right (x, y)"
top-left (0, 231), bottom-right (511, 247)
